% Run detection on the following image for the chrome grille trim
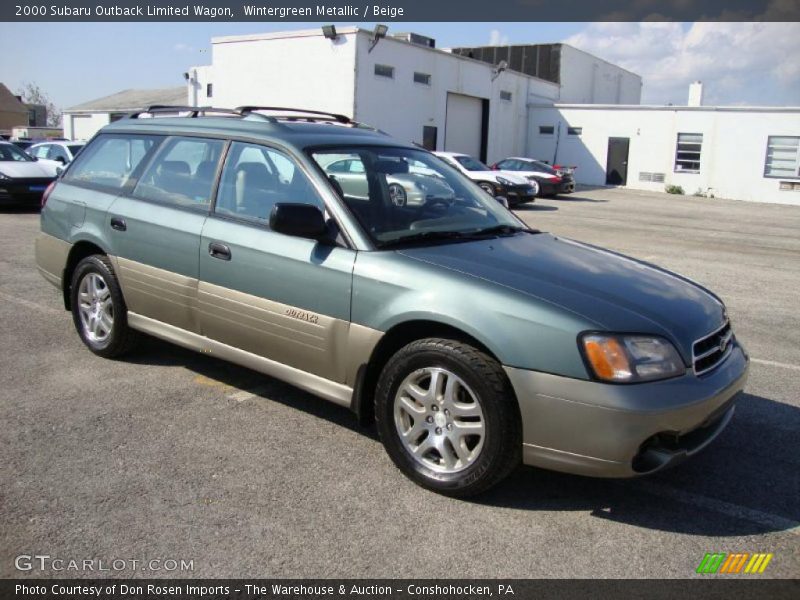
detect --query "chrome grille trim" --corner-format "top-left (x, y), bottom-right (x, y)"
top-left (692, 320), bottom-right (735, 376)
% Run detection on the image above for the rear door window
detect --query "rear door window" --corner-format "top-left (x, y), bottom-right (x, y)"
top-left (64, 134), bottom-right (163, 190)
top-left (133, 137), bottom-right (225, 209)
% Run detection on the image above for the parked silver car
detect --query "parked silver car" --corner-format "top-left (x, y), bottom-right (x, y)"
top-left (323, 156), bottom-right (455, 208)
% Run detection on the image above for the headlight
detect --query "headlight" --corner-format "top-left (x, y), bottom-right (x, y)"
top-left (496, 176), bottom-right (512, 186)
top-left (581, 333), bottom-right (685, 383)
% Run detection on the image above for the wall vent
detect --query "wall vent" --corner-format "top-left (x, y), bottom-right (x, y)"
top-left (639, 172), bottom-right (666, 183)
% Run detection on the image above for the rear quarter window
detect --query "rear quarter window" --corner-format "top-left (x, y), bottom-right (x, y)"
top-left (64, 134), bottom-right (162, 190)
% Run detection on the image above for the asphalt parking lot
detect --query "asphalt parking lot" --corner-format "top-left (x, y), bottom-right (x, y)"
top-left (1, 187), bottom-right (798, 579)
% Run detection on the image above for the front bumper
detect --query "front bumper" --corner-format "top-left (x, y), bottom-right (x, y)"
top-left (537, 178), bottom-right (575, 196)
top-left (504, 344), bottom-right (749, 477)
top-left (498, 183), bottom-right (537, 205)
top-left (0, 178), bottom-right (53, 206)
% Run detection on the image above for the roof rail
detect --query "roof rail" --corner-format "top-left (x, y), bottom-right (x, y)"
top-left (236, 106), bottom-right (352, 124)
top-left (127, 105), bottom-right (242, 119)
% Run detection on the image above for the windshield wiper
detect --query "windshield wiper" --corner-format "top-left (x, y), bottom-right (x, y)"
top-left (469, 224), bottom-right (540, 236)
top-left (377, 230), bottom-right (476, 249)
top-left (377, 225), bottom-right (540, 249)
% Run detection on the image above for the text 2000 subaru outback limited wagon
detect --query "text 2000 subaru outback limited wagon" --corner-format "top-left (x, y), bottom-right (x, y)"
top-left (36, 106), bottom-right (749, 496)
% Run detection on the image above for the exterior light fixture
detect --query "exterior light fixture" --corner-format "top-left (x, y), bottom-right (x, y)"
top-left (369, 24), bottom-right (389, 52)
top-left (492, 60), bottom-right (508, 82)
top-left (322, 25), bottom-right (338, 40)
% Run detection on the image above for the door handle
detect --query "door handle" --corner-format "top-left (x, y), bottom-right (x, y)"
top-left (208, 242), bottom-right (231, 261)
top-left (110, 217), bottom-right (126, 231)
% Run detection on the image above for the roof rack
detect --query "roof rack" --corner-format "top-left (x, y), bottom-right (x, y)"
top-left (127, 105), bottom-right (243, 119)
top-left (122, 104), bottom-right (386, 133)
top-left (236, 106), bottom-right (352, 124)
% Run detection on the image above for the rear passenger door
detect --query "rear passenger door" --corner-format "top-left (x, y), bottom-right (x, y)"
top-left (198, 141), bottom-right (356, 383)
top-left (107, 136), bottom-right (225, 333)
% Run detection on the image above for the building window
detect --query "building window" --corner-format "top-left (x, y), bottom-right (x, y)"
top-left (764, 136), bottom-right (800, 178)
top-left (28, 109), bottom-right (36, 126)
top-left (500, 91), bottom-right (512, 101)
top-left (374, 64), bottom-right (394, 79)
top-left (413, 72), bottom-right (431, 85)
top-left (674, 133), bottom-right (703, 173)
top-left (206, 83), bottom-right (213, 98)
top-left (567, 127), bottom-right (582, 136)
top-left (539, 125), bottom-right (554, 135)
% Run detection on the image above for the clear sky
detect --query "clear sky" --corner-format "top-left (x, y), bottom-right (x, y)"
top-left (1, 21), bottom-right (798, 111)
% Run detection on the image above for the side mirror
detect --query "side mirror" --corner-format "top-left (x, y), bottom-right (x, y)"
top-left (269, 203), bottom-right (330, 241)
top-left (56, 166), bottom-right (64, 176)
top-left (496, 196), bottom-right (510, 208)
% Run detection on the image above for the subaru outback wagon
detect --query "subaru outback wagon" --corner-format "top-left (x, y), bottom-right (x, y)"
top-left (35, 106), bottom-right (749, 496)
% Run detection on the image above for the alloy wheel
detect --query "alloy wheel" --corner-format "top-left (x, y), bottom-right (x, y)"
top-left (78, 272), bottom-right (114, 343)
top-left (393, 367), bottom-right (486, 473)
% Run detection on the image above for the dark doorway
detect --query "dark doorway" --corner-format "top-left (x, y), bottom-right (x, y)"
top-left (606, 137), bottom-right (630, 185)
top-left (480, 98), bottom-right (490, 164)
top-left (422, 125), bottom-right (438, 151)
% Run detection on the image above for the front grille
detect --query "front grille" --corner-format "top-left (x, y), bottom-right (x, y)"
top-left (693, 321), bottom-right (734, 375)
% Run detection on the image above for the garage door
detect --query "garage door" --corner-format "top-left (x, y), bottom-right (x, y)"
top-left (71, 115), bottom-right (96, 141)
top-left (445, 93), bottom-right (483, 159)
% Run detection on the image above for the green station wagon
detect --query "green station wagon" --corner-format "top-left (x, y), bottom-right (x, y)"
top-left (36, 106), bottom-right (749, 496)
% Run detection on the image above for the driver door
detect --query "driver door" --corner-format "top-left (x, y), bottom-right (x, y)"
top-left (198, 141), bottom-right (356, 383)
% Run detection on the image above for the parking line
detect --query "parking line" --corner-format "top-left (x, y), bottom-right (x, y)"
top-left (0, 290), bottom-right (62, 315)
top-left (627, 480), bottom-right (800, 535)
top-left (751, 358), bottom-right (800, 372)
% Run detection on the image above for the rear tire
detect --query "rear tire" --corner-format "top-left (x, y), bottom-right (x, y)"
top-left (70, 255), bottom-right (139, 358)
top-left (375, 338), bottom-right (521, 497)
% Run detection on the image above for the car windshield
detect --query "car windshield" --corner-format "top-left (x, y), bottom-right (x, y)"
top-left (0, 144), bottom-right (33, 162)
top-left (454, 155), bottom-right (489, 171)
top-left (311, 146), bottom-right (526, 248)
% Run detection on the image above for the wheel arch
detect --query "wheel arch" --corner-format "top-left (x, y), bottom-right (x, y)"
top-left (62, 240), bottom-right (108, 310)
top-left (351, 319), bottom-right (509, 426)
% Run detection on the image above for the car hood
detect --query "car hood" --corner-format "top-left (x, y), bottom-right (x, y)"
top-left (397, 232), bottom-right (726, 363)
top-left (0, 160), bottom-right (57, 178)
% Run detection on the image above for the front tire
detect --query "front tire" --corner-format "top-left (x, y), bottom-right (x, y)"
top-left (375, 338), bottom-right (522, 497)
top-left (478, 182), bottom-right (496, 197)
top-left (70, 255), bottom-right (139, 358)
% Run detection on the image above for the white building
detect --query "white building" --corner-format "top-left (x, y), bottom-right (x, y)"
top-left (187, 30), bottom-right (642, 163)
top-left (188, 27), bottom-right (576, 163)
top-left (60, 27), bottom-right (799, 206)
top-left (62, 87), bottom-right (186, 140)
top-left (527, 102), bottom-right (800, 205)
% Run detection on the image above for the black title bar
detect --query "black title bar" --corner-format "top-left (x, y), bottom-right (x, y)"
top-left (3, 0), bottom-right (800, 22)
top-left (4, 579), bottom-right (800, 600)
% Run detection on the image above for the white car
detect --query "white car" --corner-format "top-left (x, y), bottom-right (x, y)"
top-left (27, 141), bottom-right (86, 166)
top-left (433, 151), bottom-right (538, 205)
top-left (0, 141), bottom-right (58, 206)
